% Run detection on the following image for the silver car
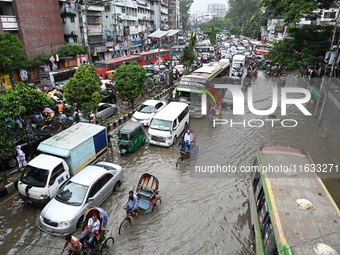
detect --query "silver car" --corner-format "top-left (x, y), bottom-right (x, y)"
top-left (79, 103), bottom-right (118, 124)
top-left (38, 162), bottom-right (123, 236)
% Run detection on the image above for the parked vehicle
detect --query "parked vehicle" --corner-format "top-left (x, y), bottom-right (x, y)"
top-left (79, 103), bottom-right (118, 124)
top-left (38, 162), bottom-right (123, 236)
top-left (118, 121), bottom-right (147, 155)
top-left (148, 102), bottom-right (189, 147)
top-left (131, 100), bottom-right (167, 126)
top-left (0, 134), bottom-right (52, 170)
top-left (18, 123), bottom-right (108, 206)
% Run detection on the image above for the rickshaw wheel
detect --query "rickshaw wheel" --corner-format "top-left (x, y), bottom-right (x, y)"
top-left (100, 237), bottom-right (115, 255)
top-left (176, 157), bottom-right (182, 168)
top-left (152, 198), bottom-right (161, 212)
top-left (119, 217), bottom-right (131, 235)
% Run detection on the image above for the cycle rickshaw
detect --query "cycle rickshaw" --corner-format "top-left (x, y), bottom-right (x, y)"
top-left (119, 173), bottom-right (161, 235)
top-left (176, 129), bottom-right (199, 167)
top-left (80, 207), bottom-right (114, 255)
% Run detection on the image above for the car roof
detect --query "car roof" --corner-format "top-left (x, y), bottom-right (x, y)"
top-left (142, 99), bottom-right (163, 106)
top-left (70, 165), bottom-right (108, 186)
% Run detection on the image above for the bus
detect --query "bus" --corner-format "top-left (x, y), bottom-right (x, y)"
top-left (254, 43), bottom-right (273, 55)
top-left (171, 45), bottom-right (185, 58)
top-left (133, 49), bottom-right (170, 65)
top-left (94, 55), bottom-right (143, 79)
top-left (195, 45), bottom-right (214, 55)
top-left (173, 59), bottom-right (230, 118)
top-left (250, 145), bottom-right (340, 255)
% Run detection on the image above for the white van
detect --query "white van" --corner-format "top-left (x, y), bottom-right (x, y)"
top-left (148, 102), bottom-right (189, 147)
top-left (230, 54), bottom-right (246, 76)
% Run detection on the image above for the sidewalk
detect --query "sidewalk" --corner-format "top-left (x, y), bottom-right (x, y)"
top-left (0, 86), bottom-right (174, 199)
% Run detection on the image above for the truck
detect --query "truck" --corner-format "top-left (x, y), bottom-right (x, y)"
top-left (18, 123), bottom-right (108, 206)
top-left (230, 54), bottom-right (246, 77)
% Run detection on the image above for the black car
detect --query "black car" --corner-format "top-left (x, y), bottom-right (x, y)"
top-left (0, 134), bottom-right (52, 171)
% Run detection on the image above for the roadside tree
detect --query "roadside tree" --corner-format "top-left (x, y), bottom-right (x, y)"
top-left (114, 62), bottom-right (146, 108)
top-left (56, 45), bottom-right (87, 57)
top-left (63, 64), bottom-right (103, 119)
top-left (0, 32), bottom-right (29, 74)
top-left (180, 32), bottom-right (197, 66)
top-left (0, 82), bottom-right (53, 171)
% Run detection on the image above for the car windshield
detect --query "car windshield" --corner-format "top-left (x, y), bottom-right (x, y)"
top-left (137, 104), bottom-right (154, 114)
top-left (149, 118), bottom-right (172, 131)
top-left (232, 63), bottom-right (242, 68)
top-left (119, 132), bottom-right (132, 141)
top-left (20, 165), bottom-right (49, 187)
top-left (55, 181), bottom-right (88, 206)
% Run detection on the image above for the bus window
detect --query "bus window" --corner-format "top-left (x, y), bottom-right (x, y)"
top-left (262, 219), bottom-right (278, 255)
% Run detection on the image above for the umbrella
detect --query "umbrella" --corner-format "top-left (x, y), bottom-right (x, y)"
top-left (43, 108), bottom-right (53, 113)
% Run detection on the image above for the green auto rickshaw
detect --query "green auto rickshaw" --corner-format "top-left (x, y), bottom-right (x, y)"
top-left (118, 121), bottom-right (147, 155)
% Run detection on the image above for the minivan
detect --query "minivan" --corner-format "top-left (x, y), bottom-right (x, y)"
top-left (148, 102), bottom-right (189, 147)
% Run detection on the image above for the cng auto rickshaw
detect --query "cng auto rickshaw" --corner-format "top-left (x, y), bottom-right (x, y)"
top-left (118, 121), bottom-right (147, 155)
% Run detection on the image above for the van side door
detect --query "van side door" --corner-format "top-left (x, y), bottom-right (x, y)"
top-left (48, 162), bottom-right (69, 198)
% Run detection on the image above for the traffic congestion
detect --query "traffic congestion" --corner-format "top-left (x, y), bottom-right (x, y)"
top-left (1, 32), bottom-right (340, 255)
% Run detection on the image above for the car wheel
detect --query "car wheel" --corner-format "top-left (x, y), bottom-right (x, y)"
top-left (8, 157), bottom-right (18, 168)
top-left (76, 216), bottom-right (84, 229)
top-left (113, 108), bottom-right (118, 115)
top-left (113, 181), bottom-right (121, 192)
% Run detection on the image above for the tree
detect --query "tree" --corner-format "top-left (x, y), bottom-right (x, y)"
top-left (0, 32), bottom-right (29, 74)
top-left (260, 0), bottom-right (335, 25)
top-left (201, 23), bottom-right (221, 45)
top-left (56, 45), bottom-right (87, 57)
top-left (179, 0), bottom-right (194, 33)
top-left (267, 25), bottom-right (334, 69)
top-left (114, 62), bottom-right (146, 108)
top-left (63, 64), bottom-right (103, 119)
top-left (0, 82), bottom-right (53, 168)
top-left (180, 32), bottom-right (197, 66)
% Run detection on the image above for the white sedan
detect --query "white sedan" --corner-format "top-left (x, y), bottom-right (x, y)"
top-left (132, 100), bottom-right (167, 126)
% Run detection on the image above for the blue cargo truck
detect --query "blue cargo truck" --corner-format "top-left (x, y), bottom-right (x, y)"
top-left (18, 123), bottom-right (108, 206)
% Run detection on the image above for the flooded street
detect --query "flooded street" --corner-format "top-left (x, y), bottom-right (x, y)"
top-left (1, 71), bottom-right (339, 255)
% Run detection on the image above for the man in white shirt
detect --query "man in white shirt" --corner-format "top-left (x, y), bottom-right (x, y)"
top-left (79, 214), bottom-right (100, 251)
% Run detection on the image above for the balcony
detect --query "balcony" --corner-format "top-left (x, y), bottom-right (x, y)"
top-left (1, 15), bottom-right (18, 30)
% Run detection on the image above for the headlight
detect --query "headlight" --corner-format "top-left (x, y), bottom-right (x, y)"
top-left (39, 212), bottom-right (44, 221)
top-left (58, 220), bottom-right (72, 227)
top-left (166, 136), bottom-right (172, 140)
top-left (41, 194), bottom-right (49, 199)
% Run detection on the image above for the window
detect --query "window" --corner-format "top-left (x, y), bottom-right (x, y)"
top-left (70, 16), bottom-right (75, 23)
top-left (99, 173), bottom-right (113, 187)
top-left (49, 163), bottom-right (66, 186)
top-left (88, 181), bottom-right (102, 198)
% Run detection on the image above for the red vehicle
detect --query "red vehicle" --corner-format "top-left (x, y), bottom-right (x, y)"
top-left (94, 55), bottom-right (143, 79)
top-left (133, 49), bottom-right (170, 65)
top-left (254, 44), bottom-right (273, 55)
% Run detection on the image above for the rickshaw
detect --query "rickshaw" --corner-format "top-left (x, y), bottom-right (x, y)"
top-left (118, 173), bottom-right (161, 235)
top-left (118, 121), bottom-right (147, 155)
top-left (80, 207), bottom-right (114, 255)
top-left (176, 129), bottom-right (199, 167)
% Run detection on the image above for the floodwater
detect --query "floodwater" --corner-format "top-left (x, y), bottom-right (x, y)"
top-left (1, 71), bottom-right (339, 255)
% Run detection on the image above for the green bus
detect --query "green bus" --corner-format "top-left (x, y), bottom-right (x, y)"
top-left (250, 145), bottom-right (340, 255)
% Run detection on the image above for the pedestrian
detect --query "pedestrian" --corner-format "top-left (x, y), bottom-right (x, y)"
top-left (57, 102), bottom-right (65, 114)
top-left (43, 86), bottom-right (48, 93)
top-left (16, 145), bottom-right (27, 169)
top-left (107, 134), bottom-right (114, 155)
top-left (73, 109), bottom-right (80, 123)
top-left (60, 234), bottom-right (82, 255)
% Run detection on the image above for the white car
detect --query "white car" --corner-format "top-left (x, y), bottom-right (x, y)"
top-left (38, 162), bottom-right (124, 236)
top-left (132, 100), bottom-right (167, 126)
top-left (174, 65), bottom-right (189, 76)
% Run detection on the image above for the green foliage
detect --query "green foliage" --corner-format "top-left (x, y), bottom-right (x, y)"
top-left (63, 64), bottom-right (103, 118)
top-left (114, 62), bottom-right (146, 106)
top-left (0, 32), bottom-right (29, 74)
top-left (180, 32), bottom-right (197, 66)
top-left (267, 25), bottom-right (333, 68)
top-left (29, 53), bottom-right (50, 67)
top-left (260, 0), bottom-right (335, 24)
top-left (56, 44), bottom-right (87, 57)
top-left (0, 82), bottom-right (53, 163)
top-left (179, 0), bottom-right (194, 32)
top-left (224, 0), bottom-right (261, 37)
top-left (200, 23), bottom-right (221, 45)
